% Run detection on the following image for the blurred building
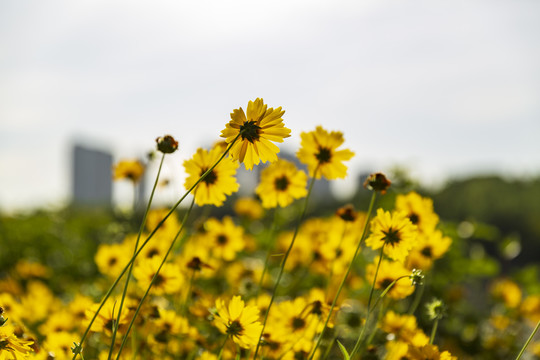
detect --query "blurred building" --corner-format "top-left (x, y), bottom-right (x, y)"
top-left (72, 145), bottom-right (113, 206)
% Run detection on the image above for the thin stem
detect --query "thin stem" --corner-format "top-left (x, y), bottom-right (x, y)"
top-left (350, 244), bottom-right (385, 359)
top-left (516, 320), bottom-right (540, 360)
top-left (72, 134), bottom-right (241, 360)
top-left (252, 168), bottom-right (319, 360)
top-left (407, 281), bottom-right (425, 315)
top-left (217, 335), bottom-right (229, 360)
top-left (108, 153), bottom-right (165, 360)
top-left (308, 192), bottom-right (378, 360)
top-left (115, 197), bottom-right (196, 359)
top-left (429, 318), bottom-right (439, 345)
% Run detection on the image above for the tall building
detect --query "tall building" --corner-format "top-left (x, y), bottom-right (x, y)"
top-left (72, 145), bottom-right (112, 206)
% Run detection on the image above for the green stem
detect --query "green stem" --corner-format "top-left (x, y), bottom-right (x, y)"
top-left (72, 134), bottom-right (241, 360)
top-left (429, 318), bottom-right (439, 345)
top-left (252, 169), bottom-right (319, 360)
top-left (516, 320), bottom-right (540, 360)
top-left (217, 335), bottom-right (229, 360)
top-left (115, 197), bottom-right (196, 360)
top-left (350, 244), bottom-right (385, 359)
top-left (407, 281), bottom-right (425, 315)
top-left (108, 153), bottom-right (166, 360)
top-left (308, 192), bottom-right (378, 360)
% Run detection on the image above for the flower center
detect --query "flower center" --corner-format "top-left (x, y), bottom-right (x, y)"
top-left (153, 274), bottom-right (165, 286)
top-left (409, 212), bottom-right (419, 225)
top-left (274, 176), bottom-right (289, 191)
top-left (382, 228), bottom-right (401, 245)
top-left (315, 147), bottom-right (331, 163)
top-left (217, 234), bottom-right (228, 245)
top-left (240, 121), bottom-right (261, 143)
top-left (421, 246), bottom-right (433, 258)
top-left (201, 168), bottom-right (218, 185)
top-left (292, 317), bottom-right (306, 330)
top-left (380, 278), bottom-right (393, 289)
top-left (227, 320), bottom-right (244, 336)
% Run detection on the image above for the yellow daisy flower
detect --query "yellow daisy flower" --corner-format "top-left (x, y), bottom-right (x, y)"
top-left (365, 209), bottom-right (417, 262)
top-left (204, 216), bottom-right (245, 261)
top-left (113, 159), bottom-right (145, 183)
top-left (233, 197), bottom-right (265, 220)
top-left (255, 159), bottom-right (308, 208)
top-left (213, 295), bottom-right (263, 349)
top-left (491, 278), bottom-right (522, 309)
top-left (406, 229), bottom-right (452, 270)
top-left (184, 147), bottom-right (239, 207)
top-left (133, 257), bottom-right (184, 296)
top-left (94, 242), bottom-right (131, 278)
top-left (85, 297), bottom-right (130, 335)
top-left (220, 98), bottom-right (291, 170)
top-left (296, 126), bottom-right (354, 180)
top-left (367, 259), bottom-right (415, 300)
top-left (0, 323), bottom-right (34, 359)
top-left (395, 191), bottom-right (439, 234)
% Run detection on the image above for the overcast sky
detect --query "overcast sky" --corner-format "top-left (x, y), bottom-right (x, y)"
top-left (1, 0), bottom-right (539, 211)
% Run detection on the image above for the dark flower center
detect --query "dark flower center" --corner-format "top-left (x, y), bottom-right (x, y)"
top-left (382, 228), bottom-right (401, 245)
top-left (108, 257), bottom-right (118, 267)
top-left (217, 234), bottom-right (228, 245)
top-left (292, 317), bottom-right (306, 330)
top-left (153, 274), bottom-right (165, 286)
top-left (240, 121), bottom-right (261, 143)
top-left (201, 168), bottom-right (218, 185)
top-left (421, 246), bottom-right (433, 258)
top-left (187, 257), bottom-right (202, 271)
top-left (227, 320), bottom-right (244, 335)
top-left (147, 248), bottom-right (159, 258)
top-left (315, 147), bottom-right (332, 163)
top-left (274, 176), bottom-right (289, 191)
top-left (380, 278), bottom-right (393, 289)
top-left (409, 213), bottom-right (419, 225)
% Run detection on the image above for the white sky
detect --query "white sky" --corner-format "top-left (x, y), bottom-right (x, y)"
top-left (1, 0), bottom-right (540, 211)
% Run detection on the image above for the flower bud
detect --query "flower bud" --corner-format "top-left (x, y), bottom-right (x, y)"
top-left (156, 135), bottom-right (179, 154)
top-left (363, 172), bottom-right (391, 194)
top-left (336, 204), bottom-right (357, 222)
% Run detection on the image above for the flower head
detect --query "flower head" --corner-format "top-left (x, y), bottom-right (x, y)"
top-left (155, 134), bottom-right (179, 154)
top-left (213, 295), bottom-right (263, 349)
top-left (296, 126), bottom-right (354, 180)
top-left (255, 159), bottom-right (308, 208)
top-left (365, 209), bottom-right (417, 262)
top-left (184, 147), bottom-right (239, 207)
top-left (363, 172), bottom-right (391, 194)
top-left (113, 159), bottom-right (145, 183)
top-left (220, 98), bottom-right (291, 170)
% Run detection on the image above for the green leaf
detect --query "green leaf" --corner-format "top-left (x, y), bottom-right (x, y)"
top-left (337, 340), bottom-right (351, 360)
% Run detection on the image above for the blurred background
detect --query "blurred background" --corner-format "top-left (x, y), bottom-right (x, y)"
top-left (1, 0), bottom-right (539, 211)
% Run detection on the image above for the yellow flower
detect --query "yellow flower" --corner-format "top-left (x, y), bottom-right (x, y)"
top-left (367, 259), bottom-right (415, 300)
top-left (221, 98), bottom-right (291, 170)
top-left (406, 229), bottom-right (452, 270)
top-left (521, 295), bottom-right (540, 323)
top-left (184, 147), bottom-right (239, 207)
top-left (382, 311), bottom-right (428, 345)
top-left (255, 159), bottom-right (308, 208)
top-left (395, 191), bottom-right (439, 234)
top-left (365, 209), bottom-right (417, 262)
top-left (113, 159), bottom-right (145, 182)
top-left (491, 278), bottom-right (522, 309)
top-left (85, 297), bottom-right (130, 335)
top-left (213, 295), bottom-right (263, 349)
top-left (296, 126), bottom-right (354, 180)
top-left (204, 216), bottom-right (245, 261)
top-left (233, 197), bottom-right (264, 220)
top-left (42, 331), bottom-right (77, 359)
top-left (0, 323), bottom-right (34, 359)
top-left (95, 242), bottom-right (131, 278)
top-left (133, 257), bottom-right (184, 295)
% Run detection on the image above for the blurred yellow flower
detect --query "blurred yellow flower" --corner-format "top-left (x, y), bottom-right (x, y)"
top-left (491, 278), bottom-right (522, 309)
top-left (113, 159), bottom-right (145, 182)
top-left (406, 229), bottom-right (452, 270)
top-left (85, 297), bottom-right (130, 335)
top-left (296, 126), bottom-right (354, 180)
top-left (95, 242), bottom-right (131, 278)
top-left (204, 216), bottom-right (245, 261)
top-left (184, 147), bottom-right (239, 207)
top-left (367, 259), bottom-right (415, 300)
top-left (233, 197), bottom-right (264, 220)
top-left (255, 159), bottom-right (308, 208)
top-left (213, 295), bottom-right (263, 349)
top-left (221, 98), bottom-right (291, 170)
top-left (133, 257), bottom-right (184, 295)
top-left (366, 209), bottom-right (417, 262)
top-left (395, 191), bottom-right (439, 234)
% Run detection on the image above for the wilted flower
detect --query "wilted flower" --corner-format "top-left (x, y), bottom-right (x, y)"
top-left (363, 172), bottom-right (391, 194)
top-left (155, 134), bottom-right (179, 154)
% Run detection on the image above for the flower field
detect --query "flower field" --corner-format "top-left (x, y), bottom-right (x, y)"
top-left (1, 99), bottom-right (539, 360)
